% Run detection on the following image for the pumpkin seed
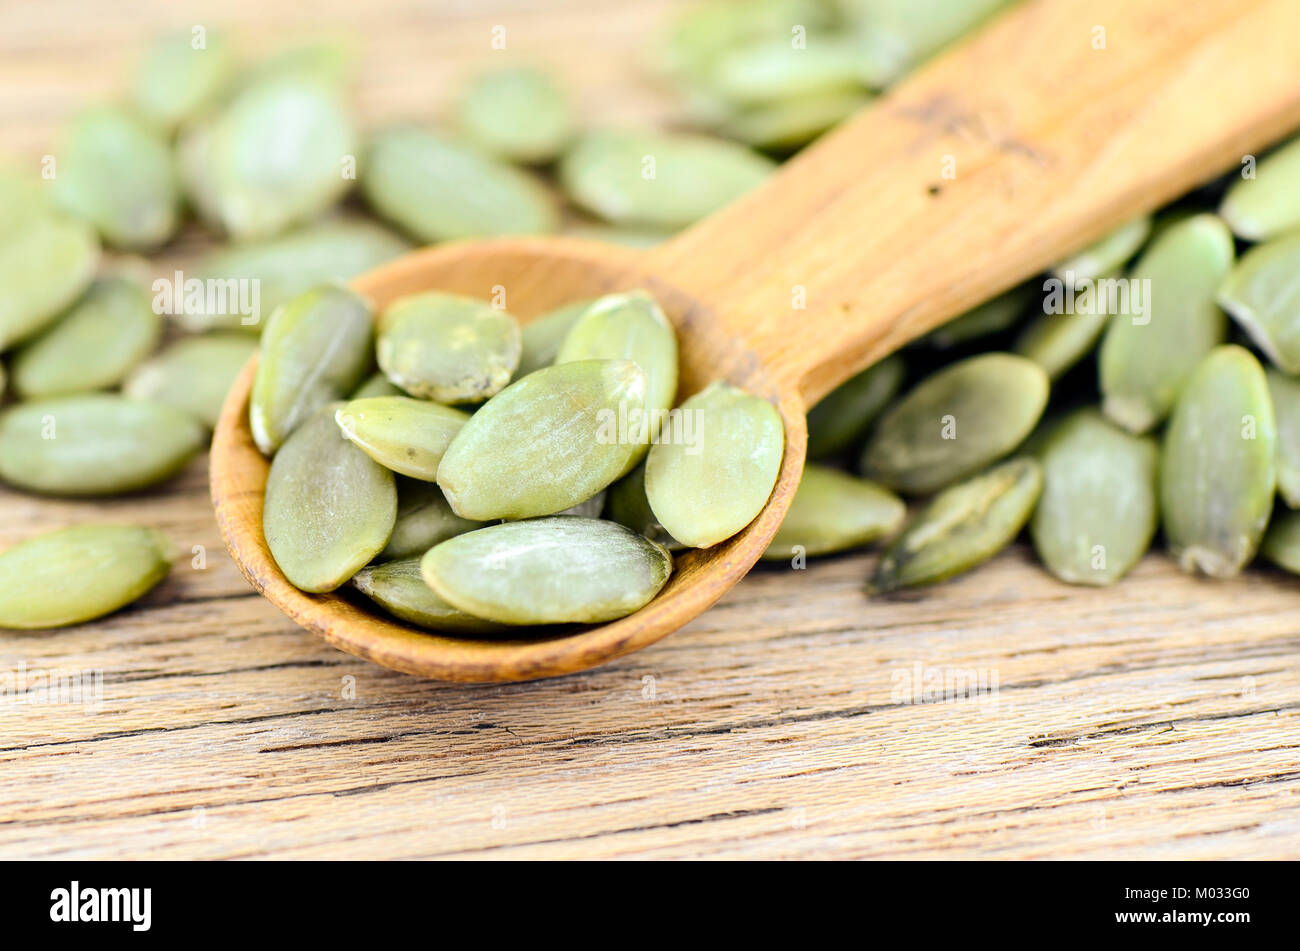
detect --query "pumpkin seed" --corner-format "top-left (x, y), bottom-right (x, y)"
top-left (0, 208), bottom-right (100, 351)
top-left (1259, 508), bottom-right (1300, 574)
top-left (720, 89), bottom-right (869, 150)
top-left (645, 381), bottom-right (784, 548)
top-left (249, 284), bottom-right (374, 456)
top-left (1217, 231), bottom-right (1300, 375)
top-left (350, 372), bottom-right (403, 400)
top-left (0, 524), bottom-right (172, 629)
top-left (264, 405), bottom-right (396, 593)
top-left (456, 66), bottom-right (574, 164)
top-left (351, 557), bottom-right (510, 634)
top-left (563, 224), bottom-right (677, 248)
top-left (50, 106), bottom-right (180, 250)
top-left (762, 464), bottom-right (904, 561)
top-left (1160, 345), bottom-right (1276, 577)
top-left (123, 333), bottom-right (258, 429)
top-left (869, 457), bottom-right (1042, 593)
top-left (839, 0), bottom-right (1012, 86)
top-left (555, 290), bottom-right (678, 466)
top-left (1012, 271), bottom-right (1117, 380)
top-left (376, 292), bottom-right (520, 404)
top-left (654, 0), bottom-right (834, 82)
top-left (132, 29), bottom-right (234, 130)
top-left (182, 218), bottom-right (410, 333)
top-left (421, 517), bottom-right (672, 625)
top-left (361, 125), bottom-right (559, 241)
top-left (604, 460), bottom-right (684, 551)
top-left (559, 129), bottom-right (775, 230)
top-left (1051, 215), bottom-right (1151, 283)
top-left (334, 396), bottom-right (470, 481)
top-left (11, 278), bottom-right (160, 398)
top-left (1266, 368), bottom-right (1300, 508)
top-left (860, 352), bottom-right (1048, 495)
top-left (178, 77), bottom-right (356, 241)
top-left (516, 298), bottom-right (592, 377)
top-left (1219, 134), bottom-right (1300, 241)
top-left (240, 39), bottom-right (356, 92)
top-left (1098, 213), bottom-right (1232, 433)
top-left (0, 395), bottom-right (205, 496)
top-left (805, 353), bottom-right (905, 459)
top-left (1029, 410), bottom-right (1158, 585)
top-left (437, 359), bottom-right (648, 520)
top-left (709, 34), bottom-right (866, 106)
top-left (923, 285), bottom-right (1032, 349)
top-left (380, 478), bottom-right (483, 561)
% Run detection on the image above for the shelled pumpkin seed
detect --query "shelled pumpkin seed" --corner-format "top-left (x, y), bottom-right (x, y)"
top-left (456, 66), bottom-right (574, 165)
top-left (1219, 134), bottom-right (1300, 241)
top-left (762, 464), bottom-right (904, 561)
top-left (0, 203), bottom-right (99, 352)
top-left (923, 286), bottom-right (1032, 349)
top-left (380, 479), bottom-right (483, 561)
top-left (132, 30), bottom-right (234, 130)
top-left (123, 334), bottom-right (259, 429)
top-left (1266, 368), bottom-right (1300, 508)
top-left (804, 354), bottom-right (904, 459)
top-left (604, 460), bottom-right (684, 551)
top-left (334, 396), bottom-right (470, 481)
top-left (1217, 231), bottom-right (1300, 375)
top-left (516, 298), bottom-right (594, 377)
top-left (1260, 508), bottom-right (1300, 575)
top-left (1051, 216), bottom-right (1151, 283)
top-left (352, 557), bottom-right (512, 634)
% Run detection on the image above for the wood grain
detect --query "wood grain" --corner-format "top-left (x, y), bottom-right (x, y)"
top-left (2, 0), bottom-right (1300, 859)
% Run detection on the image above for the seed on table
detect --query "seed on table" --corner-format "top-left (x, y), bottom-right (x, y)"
top-left (761, 464), bottom-right (904, 561)
top-left (132, 29), bottom-right (233, 131)
top-left (1051, 215), bottom-right (1151, 283)
top-left (11, 278), bottom-right (160, 398)
top-left (1029, 409), bottom-right (1158, 586)
top-left (456, 66), bottom-right (574, 165)
top-left (437, 359), bottom-right (648, 520)
top-left (708, 34), bottom-right (865, 105)
top-left (860, 352), bottom-right (1048, 495)
top-left (1012, 269), bottom-right (1118, 380)
top-left (805, 353), bottom-right (904, 459)
top-left (719, 89), bottom-right (870, 151)
top-left (380, 478), bottom-right (483, 561)
top-left (352, 557), bottom-right (511, 634)
top-left (0, 524), bottom-right (172, 630)
top-left (515, 298), bottom-right (593, 378)
top-left (350, 372), bottom-right (404, 400)
top-left (1098, 213), bottom-right (1232, 434)
top-left (264, 405), bottom-right (397, 593)
top-left (1259, 508), bottom-right (1300, 575)
top-left (1216, 231), bottom-right (1300, 375)
top-left (361, 124), bottom-right (559, 242)
top-left (1160, 345), bottom-right (1276, 577)
top-left (376, 291), bottom-right (521, 404)
top-left (0, 394), bottom-right (205, 496)
top-left (839, 0), bottom-right (1012, 87)
top-left (645, 381), bottom-right (785, 548)
top-left (870, 457), bottom-right (1043, 593)
top-left (249, 284), bottom-right (374, 456)
top-left (1219, 133), bottom-right (1300, 241)
top-left (421, 517), bottom-right (672, 625)
top-left (334, 396), bottom-right (470, 482)
top-left (923, 285), bottom-right (1033, 349)
top-left (0, 209), bottom-right (100, 352)
top-left (1266, 368), bottom-right (1300, 508)
top-left (124, 333), bottom-right (258, 430)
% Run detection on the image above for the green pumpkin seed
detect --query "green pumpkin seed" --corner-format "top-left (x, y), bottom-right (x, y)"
top-left (438, 359), bottom-right (648, 520)
top-left (654, 0), bottom-right (834, 81)
top-left (123, 333), bottom-right (258, 429)
top-left (720, 89), bottom-right (869, 150)
top-left (604, 460), bottom-right (684, 551)
top-left (762, 464), bottom-right (904, 561)
top-left (132, 30), bottom-right (234, 130)
top-left (178, 77), bottom-right (356, 241)
top-left (0, 524), bottom-right (172, 629)
top-left (1160, 345), bottom-right (1276, 577)
top-left (1219, 134), bottom-right (1300, 241)
top-left (839, 0), bottom-right (1012, 86)
top-left (361, 125), bottom-right (559, 241)
top-left (380, 478), bottom-right (483, 561)
top-left (860, 352), bottom-right (1048, 495)
top-left (1098, 213), bottom-right (1232, 433)
top-left (182, 218), bottom-right (410, 333)
top-left (240, 39), bottom-right (356, 92)
top-left (0, 209), bottom-right (100, 351)
top-left (421, 517), bottom-right (672, 624)
top-left (1217, 231), bottom-right (1300, 375)
top-left (709, 34), bottom-right (866, 106)
top-left (645, 381), bottom-right (785, 548)
top-left (0, 163), bottom-right (52, 228)
top-left (351, 557), bottom-right (510, 634)
top-left (556, 290), bottom-right (678, 466)
top-left (870, 457), bottom-right (1042, 593)
top-left (805, 353), bottom-right (905, 459)
top-left (1029, 410), bottom-right (1158, 585)
top-left (50, 106), bottom-right (180, 250)
top-left (376, 292), bottom-right (520, 403)
top-left (1051, 215), bottom-right (1151, 283)
top-left (350, 372), bottom-right (403, 400)
top-left (1266, 368), bottom-right (1300, 508)
top-left (1259, 508), bottom-right (1300, 574)
top-left (563, 225), bottom-right (677, 248)
top-left (334, 396), bottom-right (470, 481)
top-left (0, 395), bottom-right (205, 496)
top-left (1012, 272), bottom-right (1118, 380)
top-left (516, 298), bottom-right (593, 377)
top-left (11, 278), bottom-right (160, 398)
top-left (923, 285), bottom-right (1033, 349)
top-left (264, 405), bottom-right (396, 593)
top-left (249, 285), bottom-right (374, 456)
top-left (456, 67), bottom-right (574, 164)
top-left (559, 129), bottom-right (775, 230)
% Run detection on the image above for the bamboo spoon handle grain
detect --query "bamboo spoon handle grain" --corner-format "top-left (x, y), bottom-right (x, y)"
top-left (646, 0), bottom-right (1300, 406)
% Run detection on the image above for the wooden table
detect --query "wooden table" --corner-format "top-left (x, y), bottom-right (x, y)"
top-left (2, 0), bottom-right (1299, 860)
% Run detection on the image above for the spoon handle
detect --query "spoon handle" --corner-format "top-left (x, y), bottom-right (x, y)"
top-left (646, 0), bottom-right (1300, 406)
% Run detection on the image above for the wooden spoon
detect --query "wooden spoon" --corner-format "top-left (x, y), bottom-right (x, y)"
top-left (212, 0), bottom-right (1300, 682)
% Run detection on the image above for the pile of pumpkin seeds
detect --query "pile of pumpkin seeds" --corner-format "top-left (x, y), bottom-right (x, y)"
top-left (6, 0), bottom-right (1300, 635)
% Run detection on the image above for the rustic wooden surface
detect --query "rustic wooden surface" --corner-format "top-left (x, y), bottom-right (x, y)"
top-left (2, 0), bottom-right (1300, 860)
